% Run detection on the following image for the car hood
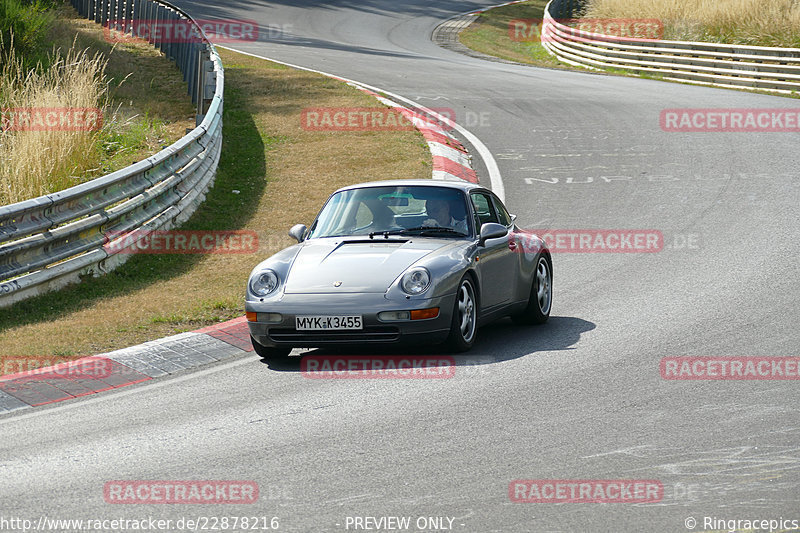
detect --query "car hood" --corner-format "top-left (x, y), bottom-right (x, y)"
top-left (284, 238), bottom-right (447, 294)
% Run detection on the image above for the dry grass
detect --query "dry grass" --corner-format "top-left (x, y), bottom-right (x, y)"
top-left (50, 6), bottom-right (196, 173)
top-left (0, 43), bottom-right (108, 204)
top-left (582, 0), bottom-right (800, 47)
top-left (0, 2), bottom-right (195, 205)
top-left (0, 48), bottom-right (431, 363)
top-left (459, 0), bottom-right (800, 71)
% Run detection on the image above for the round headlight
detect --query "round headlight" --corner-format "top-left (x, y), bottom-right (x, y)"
top-left (250, 269), bottom-right (279, 296)
top-left (401, 268), bottom-right (431, 295)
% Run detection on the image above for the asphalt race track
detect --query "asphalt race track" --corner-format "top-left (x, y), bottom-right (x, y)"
top-left (2, 1), bottom-right (799, 531)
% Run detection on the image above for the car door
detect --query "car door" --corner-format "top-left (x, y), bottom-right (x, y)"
top-left (470, 191), bottom-right (516, 309)
top-left (490, 192), bottom-right (529, 303)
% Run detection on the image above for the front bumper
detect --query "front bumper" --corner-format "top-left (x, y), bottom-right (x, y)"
top-left (246, 292), bottom-right (455, 348)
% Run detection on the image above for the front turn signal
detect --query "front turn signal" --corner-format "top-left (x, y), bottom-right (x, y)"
top-left (410, 307), bottom-right (440, 320)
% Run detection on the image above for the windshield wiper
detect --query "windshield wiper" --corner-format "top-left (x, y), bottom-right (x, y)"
top-left (388, 226), bottom-right (468, 237)
top-left (368, 231), bottom-right (396, 239)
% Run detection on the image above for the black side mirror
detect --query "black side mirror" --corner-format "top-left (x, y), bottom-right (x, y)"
top-left (478, 222), bottom-right (508, 246)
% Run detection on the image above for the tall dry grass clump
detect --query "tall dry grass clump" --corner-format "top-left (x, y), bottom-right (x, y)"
top-left (0, 43), bottom-right (109, 205)
top-left (581, 0), bottom-right (800, 47)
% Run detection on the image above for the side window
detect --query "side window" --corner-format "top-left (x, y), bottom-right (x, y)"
top-left (470, 193), bottom-right (499, 229)
top-left (490, 195), bottom-right (512, 227)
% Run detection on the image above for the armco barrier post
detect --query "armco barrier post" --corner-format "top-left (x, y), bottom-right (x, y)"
top-left (197, 45), bottom-right (215, 125)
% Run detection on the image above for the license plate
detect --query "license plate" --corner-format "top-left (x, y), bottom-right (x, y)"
top-left (296, 315), bottom-right (363, 330)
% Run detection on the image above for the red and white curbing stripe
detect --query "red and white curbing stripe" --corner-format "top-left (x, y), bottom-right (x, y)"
top-left (0, 318), bottom-right (254, 413)
top-left (343, 81), bottom-right (479, 184)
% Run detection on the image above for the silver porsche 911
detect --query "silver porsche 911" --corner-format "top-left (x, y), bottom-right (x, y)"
top-left (246, 180), bottom-right (552, 357)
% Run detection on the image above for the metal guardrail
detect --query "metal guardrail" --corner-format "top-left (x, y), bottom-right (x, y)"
top-left (0, 0), bottom-right (224, 308)
top-left (542, 0), bottom-right (800, 94)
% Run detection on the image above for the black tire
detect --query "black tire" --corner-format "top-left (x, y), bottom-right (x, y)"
top-left (251, 336), bottom-right (292, 360)
top-left (445, 276), bottom-right (478, 353)
top-left (511, 255), bottom-right (552, 325)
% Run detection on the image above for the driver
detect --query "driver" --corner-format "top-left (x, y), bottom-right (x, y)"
top-left (423, 197), bottom-right (468, 235)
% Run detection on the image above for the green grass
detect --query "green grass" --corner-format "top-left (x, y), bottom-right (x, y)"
top-left (0, 0), bottom-right (56, 70)
top-left (458, 0), bottom-right (568, 69)
top-left (99, 113), bottom-right (171, 171)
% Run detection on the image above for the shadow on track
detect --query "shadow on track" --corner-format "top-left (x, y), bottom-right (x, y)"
top-left (257, 315), bottom-right (596, 372)
top-left (179, 0), bottom-right (493, 19)
top-left (171, 0), bottom-right (497, 60)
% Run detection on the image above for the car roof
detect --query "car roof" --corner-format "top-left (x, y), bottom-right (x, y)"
top-left (334, 179), bottom-right (489, 195)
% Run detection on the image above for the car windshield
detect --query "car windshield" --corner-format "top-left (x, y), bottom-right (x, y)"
top-left (306, 185), bottom-right (473, 239)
